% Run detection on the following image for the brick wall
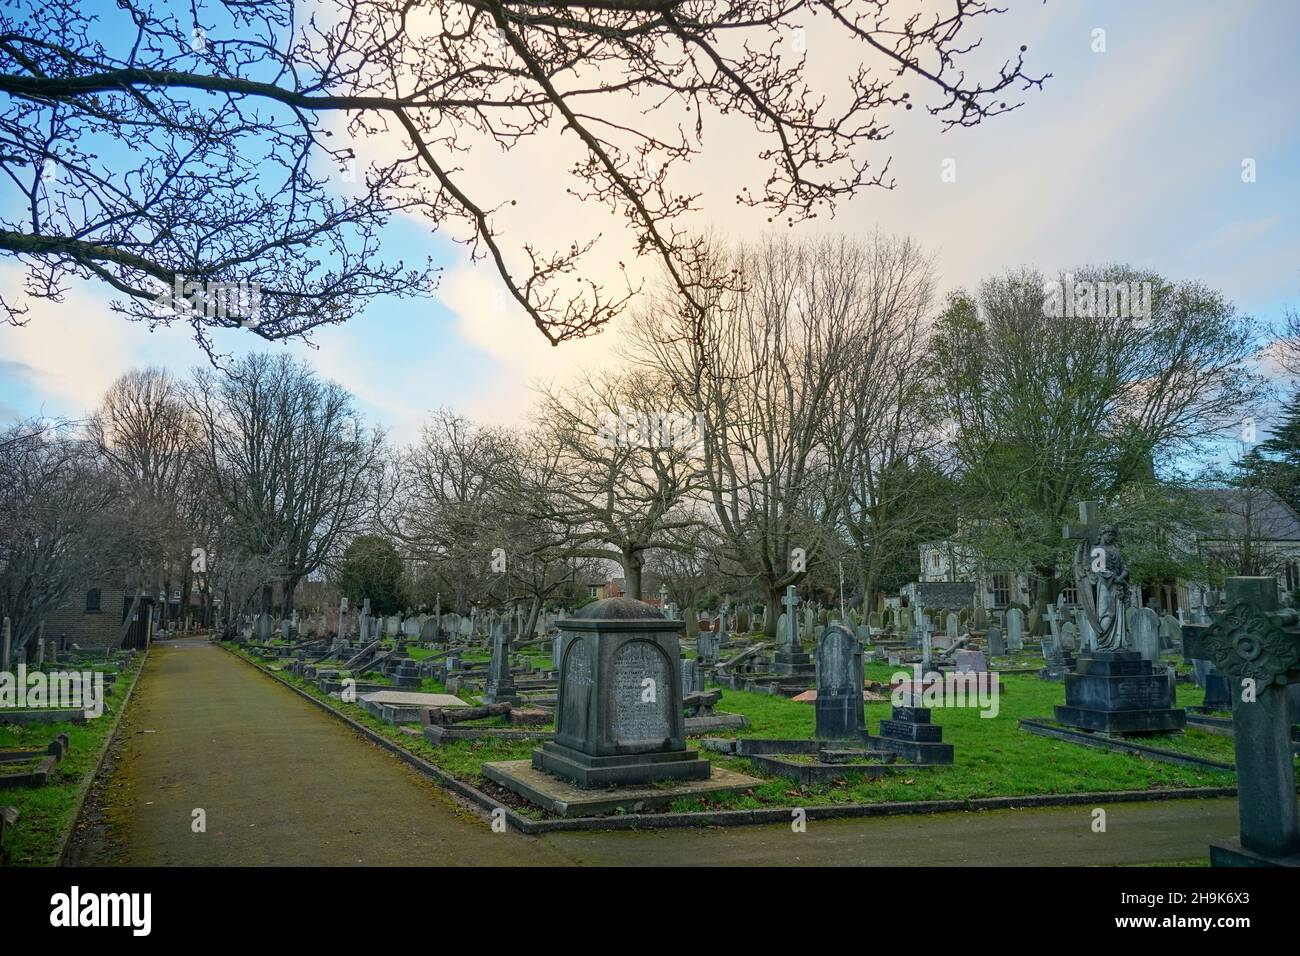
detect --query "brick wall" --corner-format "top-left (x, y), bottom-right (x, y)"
top-left (44, 585), bottom-right (129, 650)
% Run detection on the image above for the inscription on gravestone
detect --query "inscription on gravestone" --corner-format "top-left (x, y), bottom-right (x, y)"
top-left (611, 642), bottom-right (671, 743)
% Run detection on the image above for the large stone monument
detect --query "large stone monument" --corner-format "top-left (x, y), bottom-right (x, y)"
top-left (532, 597), bottom-right (709, 787)
top-left (1184, 577), bottom-right (1300, 867)
top-left (1054, 501), bottom-right (1185, 736)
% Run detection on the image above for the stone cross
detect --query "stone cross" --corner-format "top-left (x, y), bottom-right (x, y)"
top-left (1044, 605), bottom-right (1063, 652)
top-left (1185, 577), bottom-right (1300, 865)
top-left (781, 586), bottom-right (801, 650)
top-left (920, 617), bottom-right (934, 671)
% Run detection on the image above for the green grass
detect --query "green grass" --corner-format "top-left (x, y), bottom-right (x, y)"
top-left (228, 643), bottom-right (1291, 821)
top-left (0, 654), bottom-right (145, 867)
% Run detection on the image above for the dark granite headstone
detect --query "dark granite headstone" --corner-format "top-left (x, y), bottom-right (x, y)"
top-left (814, 622), bottom-right (864, 740)
top-left (1185, 578), bottom-right (1300, 867)
top-left (481, 623), bottom-right (521, 705)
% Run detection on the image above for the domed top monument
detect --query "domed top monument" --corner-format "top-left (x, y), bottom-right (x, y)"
top-left (570, 597), bottom-right (665, 621)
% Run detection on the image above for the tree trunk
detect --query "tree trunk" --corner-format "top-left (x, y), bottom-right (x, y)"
top-left (282, 577), bottom-right (299, 617)
top-left (622, 547), bottom-right (643, 601)
top-left (765, 586), bottom-right (780, 637)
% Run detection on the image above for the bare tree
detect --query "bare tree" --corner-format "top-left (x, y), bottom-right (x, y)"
top-left (0, 0), bottom-right (1046, 352)
top-left (0, 421), bottom-right (132, 653)
top-left (631, 234), bottom-right (873, 630)
top-left (533, 368), bottom-right (703, 599)
top-left (822, 232), bottom-right (949, 608)
top-left (89, 367), bottom-right (200, 628)
top-left (188, 353), bottom-right (383, 618)
top-left (389, 408), bottom-right (517, 614)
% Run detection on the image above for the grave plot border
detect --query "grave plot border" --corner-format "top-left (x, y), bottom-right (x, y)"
top-left (52, 647), bottom-right (149, 865)
top-left (225, 642), bottom-right (1241, 835)
top-left (1019, 717), bottom-right (1234, 771)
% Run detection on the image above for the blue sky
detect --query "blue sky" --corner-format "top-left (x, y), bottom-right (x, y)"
top-left (1, 0), bottom-right (1297, 445)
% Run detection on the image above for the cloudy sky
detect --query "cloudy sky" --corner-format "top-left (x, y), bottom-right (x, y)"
top-left (1, 0), bottom-right (1296, 444)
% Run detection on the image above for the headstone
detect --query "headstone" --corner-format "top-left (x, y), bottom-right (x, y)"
top-left (1061, 620), bottom-right (1078, 652)
top-left (1132, 607), bottom-right (1160, 664)
top-left (945, 613), bottom-right (959, 639)
top-left (1160, 613), bottom-right (1181, 651)
top-left (1184, 577), bottom-right (1300, 867)
top-left (482, 623), bottom-right (521, 705)
top-left (420, 616), bottom-right (441, 643)
top-left (986, 625), bottom-right (1005, 657)
top-left (814, 622), bottom-right (865, 740)
top-left (1040, 635), bottom-right (1068, 681)
top-left (1006, 607), bottom-right (1024, 652)
top-left (532, 597), bottom-right (709, 786)
top-left (775, 586), bottom-right (813, 679)
top-left (953, 649), bottom-right (988, 673)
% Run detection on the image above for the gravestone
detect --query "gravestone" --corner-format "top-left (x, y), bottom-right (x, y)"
top-left (1184, 577), bottom-right (1300, 867)
top-left (255, 612), bottom-right (273, 643)
top-left (986, 625), bottom-right (1005, 657)
top-left (945, 613), bottom-right (959, 639)
top-left (481, 623), bottom-right (521, 705)
top-left (1054, 650), bottom-right (1184, 734)
top-left (1160, 613), bottom-right (1181, 651)
top-left (1061, 620), bottom-right (1079, 652)
top-left (774, 586), bottom-right (814, 679)
top-left (696, 624), bottom-right (717, 664)
top-left (419, 616), bottom-right (441, 643)
top-left (680, 659), bottom-right (706, 697)
top-left (717, 609), bottom-right (729, 649)
top-left (953, 649), bottom-right (987, 674)
top-left (532, 597), bottom-right (709, 786)
top-left (1006, 607), bottom-right (1025, 652)
top-left (814, 622), bottom-right (865, 740)
top-left (1132, 607), bottom-right (1160, 664)
top-left (1040, 636), bottom-right (1068, 681)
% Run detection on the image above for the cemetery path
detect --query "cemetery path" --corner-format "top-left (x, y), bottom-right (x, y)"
top-left (66, 639), bottom-right (570, 865)
top-left (535, 798), bottom-right (1240, 866)
top-left (68, 639), bottom-right (1238, 866)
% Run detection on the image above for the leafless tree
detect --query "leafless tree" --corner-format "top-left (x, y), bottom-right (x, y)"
top-left (188, 352), bottom-right (384, 618)
top-left (821, 232), bottom-right (945, 607)
top-left (89, 367), bottom-right (201, 627)
top-left (0, 0), bottom-right (1046, 354)
top-left (631, 234), bottom-right (876, 631)
top-left (533, 368), bottom-right (703, 599)
top-left (389, 408), bottom-right (517, 614)
top-left (0, 420), bottom-right (133, 654)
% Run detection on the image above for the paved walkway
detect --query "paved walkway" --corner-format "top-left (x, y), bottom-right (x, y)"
top-left (70, 640), bottom-right (1238, 866)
